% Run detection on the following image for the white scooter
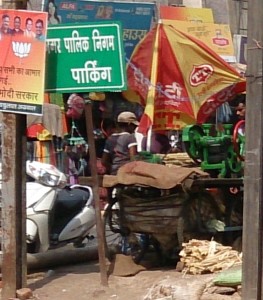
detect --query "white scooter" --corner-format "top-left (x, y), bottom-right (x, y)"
top-left (26, 160), bottom-right (96, 253)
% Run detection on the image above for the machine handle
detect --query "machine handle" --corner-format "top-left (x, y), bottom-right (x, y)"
top-left (233, 120), bottom-right (245, 161)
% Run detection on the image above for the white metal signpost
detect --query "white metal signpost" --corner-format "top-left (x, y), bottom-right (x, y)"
top-left (45, 21), bottom-right (127, 286)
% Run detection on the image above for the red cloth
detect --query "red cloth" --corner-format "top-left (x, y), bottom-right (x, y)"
top-left (27, 123), bottom-right (47, 138)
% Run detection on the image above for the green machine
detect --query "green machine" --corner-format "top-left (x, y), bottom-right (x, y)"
top-left (182, 123), bottom-right (245, 178)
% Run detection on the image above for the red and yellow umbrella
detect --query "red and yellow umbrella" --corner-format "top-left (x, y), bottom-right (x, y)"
top-left (125, 22), bottom-right (246, 134)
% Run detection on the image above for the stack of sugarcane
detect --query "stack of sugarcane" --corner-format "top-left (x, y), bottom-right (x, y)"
top-left (158, 152), bottom-right (197, 167)
top-left (179, 239), bottom-right (242, 275)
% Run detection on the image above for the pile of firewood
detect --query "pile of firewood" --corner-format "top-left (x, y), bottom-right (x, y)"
top-left (179, 239), bottom-right (242, 275)
top-left (158, 152), bottom-right (197, 167)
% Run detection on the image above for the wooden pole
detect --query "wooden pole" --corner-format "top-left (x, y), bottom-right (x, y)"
top-left (25, 246), bottom-right (98, 271)
top-left (1, 113), bottom-right (27, 299)
top-left (242, 1), bottom-right (263, 299)
top-left (84, 100), bottom-right (108, 286)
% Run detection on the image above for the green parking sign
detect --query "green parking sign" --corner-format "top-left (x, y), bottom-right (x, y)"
top-left (45, 22), bottom-right (127, 92)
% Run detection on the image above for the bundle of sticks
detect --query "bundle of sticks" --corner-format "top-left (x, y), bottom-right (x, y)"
top-left (158, 152), bottom-right (197, 167)
top-left (179, 239), bottom-right (242, 275)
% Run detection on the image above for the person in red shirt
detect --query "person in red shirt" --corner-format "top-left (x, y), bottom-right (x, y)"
top-left (235, 100), bottom-right (245, 119)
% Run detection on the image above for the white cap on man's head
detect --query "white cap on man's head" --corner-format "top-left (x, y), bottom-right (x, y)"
top-left (117, 111), bottom-right (139, 126)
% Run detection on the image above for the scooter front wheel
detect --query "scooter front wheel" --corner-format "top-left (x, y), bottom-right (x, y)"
top-left (27, 234), bottom-right (40, 254)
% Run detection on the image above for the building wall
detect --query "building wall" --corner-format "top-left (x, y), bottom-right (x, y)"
top-left (1, 0), bottom-right (26, 9)
top-left (204, 0), bottom-right (247, 35)
top-left (183, 0), bottom-right (202, 7)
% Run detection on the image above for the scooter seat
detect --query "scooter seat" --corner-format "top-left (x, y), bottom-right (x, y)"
top-left (55, 187), bottom-right (90, 213)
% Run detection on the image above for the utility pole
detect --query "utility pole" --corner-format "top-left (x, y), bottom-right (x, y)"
top-left (242, 1), bottom-right (263, 299)
top-left (1, 2), bottom-right (27, 299)
top-left (1, 114), bottom-right (27, 299)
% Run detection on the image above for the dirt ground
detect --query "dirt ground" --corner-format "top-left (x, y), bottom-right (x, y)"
top-left (28, 262), bottom-right (181, 300)
top-left (27, 262), bottom-right (241, 300)
top-left (26, 252), bottom-right (241, 300)
top-left (0, 225), bottom-right (242, 300)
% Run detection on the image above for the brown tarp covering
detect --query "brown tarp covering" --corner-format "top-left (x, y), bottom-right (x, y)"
top-left (102, 161), bottom-right (208, 189)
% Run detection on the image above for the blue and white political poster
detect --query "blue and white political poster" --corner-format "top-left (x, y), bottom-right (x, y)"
top-left (45, 0), bottom-right (156, 59)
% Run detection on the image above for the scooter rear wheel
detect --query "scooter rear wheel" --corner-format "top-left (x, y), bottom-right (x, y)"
top-left (103, 205), bottom-right (123, 261)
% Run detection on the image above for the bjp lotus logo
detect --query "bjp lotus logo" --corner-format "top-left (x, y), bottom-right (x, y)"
top-left (12, 42), bottom-right (31, 58)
